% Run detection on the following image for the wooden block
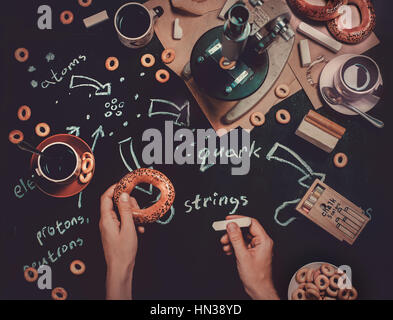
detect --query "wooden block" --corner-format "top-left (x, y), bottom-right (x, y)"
top-left (212, 217), bottom-right (251, 231)
top-left (296, 119), bottom-right (339, 153)
top-left (296, 179), bottom-right (370, 245)
top-left (299, 39), bottom-right (311, 68)
top-left (297, 22), bottom-right (342, 53)
top-left (83, 10), bottom-right (109, 28)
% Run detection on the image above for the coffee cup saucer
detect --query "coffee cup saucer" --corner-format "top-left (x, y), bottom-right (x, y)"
top-left (319, 54), bottom-right (383, 116)
top-left (30, 134), bottom-right (95, 198)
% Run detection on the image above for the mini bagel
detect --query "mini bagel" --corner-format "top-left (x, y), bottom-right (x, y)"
top-left (24, 267), bottom-right (38, 282)
top-left (292, 288), bottom-right (306, 300)
top-left (250, 112), bottom-right (265, 127)
top-left (347, 287), bottom-right (358, 300)
top-left (78, 0), bottom-right (93, 7)
top-left (52, 287), bottom-right (68, 300)
top-left (338, 288), bottom-right (350, 300)
top-left (14, 48), bottom-right (29, 63)
top-left (219, 56), bottom-right (237, 70)
top-left (334, 152), bottom-right (348, 168)
top-left (155, 69), bottom-right (170, 84)
top-left (305, 283), bottom-right (319, 292)
top-left (327, 0), bottom-right (376, 44)
top-left (141, 54), bottom-right (156, 67)
top-left (82, 152), bottom-right (94, 161)
top-left (330, 274), bottom-right (341, 289)
top-left (60, 10), bottom-right (74, 25)
top-left (313, 269), bottom-right (321, 282)
top-left (276, 109), bottom-right (291, 124)
top-left (113, 168), bottom-right (175, 224)
top-left (326, 285), bottom-right (339, 297)
top-left (35, 123), bottom-right (50, 137)
top-left (105, 57), bottom-right (119, 71)
top-left (315, 274), bottom-right (330, 291)
top-left (306, 268), bottom-right (315, 283)
top-left (295, 267), bottom-right (309, 283)
top-left (79, 172), bottom-right (93, 184)
top-left (298, 283), bottom-right (306, 290)
top-left (161, 48), bottom-right (176, 64)
top-left (70, 260), bottom-right (86, 275)
top-left (81, 158), bottom-right (94, 174)
top-left (9, 130), bottom-right (24, 144)
top-left (305, 288), bottom-right (321, 300)
top-left (17, 105), bottom-right (31, 121)
top-left (275, 84), bottom-right (290, 99)
top-left (321, 263), bottom-right (336, 277)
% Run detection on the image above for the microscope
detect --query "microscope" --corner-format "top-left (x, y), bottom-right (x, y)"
top-left (190, 0), bottom-right (295, 122)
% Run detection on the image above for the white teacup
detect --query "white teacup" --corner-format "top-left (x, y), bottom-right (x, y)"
top-left (114, 2), bottom-right (164, 49)
top-left (334, 55), bottom-right (382, 101)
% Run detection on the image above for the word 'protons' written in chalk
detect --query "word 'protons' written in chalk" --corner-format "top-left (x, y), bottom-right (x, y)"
top-left (36, 216), bottom-right (90, 246)
top-left (184, 193), bottom-right (248, 215)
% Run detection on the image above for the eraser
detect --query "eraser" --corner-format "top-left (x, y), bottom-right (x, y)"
top-left (212, 217), bottom-right (252, 231)
top-left (83, 10), bottom-right (109, 28)
top-left (297, 22), bottom-right (342, 53)
top-left (299, 39), bottom-right (311, 68)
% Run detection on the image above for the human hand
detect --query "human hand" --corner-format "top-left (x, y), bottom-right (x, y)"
top-left (99, 184), bottom-right (145, 299)
top-left (220, 215), bottom-right (279, 300)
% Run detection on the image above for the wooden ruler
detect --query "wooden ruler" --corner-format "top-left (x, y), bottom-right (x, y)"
top-left (296, 179), bottom-right (370, 245)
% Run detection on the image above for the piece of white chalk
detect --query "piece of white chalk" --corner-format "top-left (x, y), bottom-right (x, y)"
top-left (218, 0), bottom-right (239, 20)
top-left (173, 18), bottom-right (183, 40)
top-left (297, 22), bottom-right (342, 53)
top-left (212, 217), bottom-right (252, 231)
top-left (299, 39), bottom-right (311, 68)
top-left (83, 10), bottom-right (109, 29)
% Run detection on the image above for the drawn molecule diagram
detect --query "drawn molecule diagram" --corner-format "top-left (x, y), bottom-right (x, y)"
top-left (104, 98), bottom-right (125, 118)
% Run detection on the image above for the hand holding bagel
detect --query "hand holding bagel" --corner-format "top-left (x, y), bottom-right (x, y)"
top-left (220, 215), bottom-right (279, 300)
top-left (99, 185), bottom-right (145, 300)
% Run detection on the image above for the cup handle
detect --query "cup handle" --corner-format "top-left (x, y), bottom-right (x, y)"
top-left (35, 167), bottom-right (43, 177)
top-left (151, 6), bottom-right (164, 21)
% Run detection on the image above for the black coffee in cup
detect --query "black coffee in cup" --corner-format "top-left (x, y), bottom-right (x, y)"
top-left (39, 144), bottom-right (77, 181)
top-left (341, 56), bottom-right (379, 92)
top-left (116, 4), bottom-right (151, 39)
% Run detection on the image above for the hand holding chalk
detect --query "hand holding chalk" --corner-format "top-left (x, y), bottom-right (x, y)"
top-left (99, 185), bottom-right (145, 300)
top-left (220, 215), bottom-right (279, 300)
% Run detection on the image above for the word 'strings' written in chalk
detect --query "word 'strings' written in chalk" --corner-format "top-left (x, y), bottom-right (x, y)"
top-left (184, 193), bottom-right (249, 215)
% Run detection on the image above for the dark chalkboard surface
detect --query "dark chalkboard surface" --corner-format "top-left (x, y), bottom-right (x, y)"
top-left (1, 0), bottom-right (393, 300)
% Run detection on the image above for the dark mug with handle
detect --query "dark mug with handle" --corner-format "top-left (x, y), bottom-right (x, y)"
top-left (114, 2), bottom-right (164, 49)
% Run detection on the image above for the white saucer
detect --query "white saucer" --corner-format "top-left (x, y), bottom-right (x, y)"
top-left (319, 54), bottom-right (382, 116)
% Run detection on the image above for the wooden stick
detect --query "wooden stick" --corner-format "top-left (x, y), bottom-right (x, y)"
top-left (305, 110), bottom-right (346, 138)
top-left (304, 116), bottom-right (342, 139)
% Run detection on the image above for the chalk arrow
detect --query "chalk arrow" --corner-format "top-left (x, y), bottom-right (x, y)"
top-left (66, 126), bottom-right (80, 137)
top-left (148, 99), bottom-right (190, 127)
top-left (91, 125), bottom-right (105, 152)
top-left (70, 75), bottom-right (111, 96)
